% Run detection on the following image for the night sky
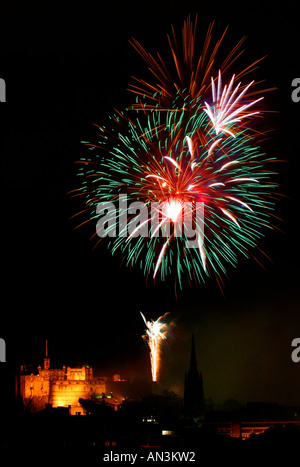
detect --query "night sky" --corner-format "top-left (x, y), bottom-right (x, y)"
top-left (1, 2), bottom-right (300, 407)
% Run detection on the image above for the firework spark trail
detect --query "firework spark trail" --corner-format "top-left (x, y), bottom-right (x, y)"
top-left (71, 16), bottom-right (279, 291)
top-left (140, 312), bottom-right (169, 382)
top-left (128, 16), bottom-right (264, 112)
top-left (74, 101), bottom-right (277, 288)
top-left (204, 71), bottom-right (264, 137)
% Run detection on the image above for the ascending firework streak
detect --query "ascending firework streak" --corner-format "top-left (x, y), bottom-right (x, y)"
top-left (140, 312), bottom-right (169, 382)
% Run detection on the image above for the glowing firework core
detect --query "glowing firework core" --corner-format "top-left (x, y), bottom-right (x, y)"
top-left (141, 312), bottom-right (168, 382)
top-left (163, 198), bottom-right (183, 223)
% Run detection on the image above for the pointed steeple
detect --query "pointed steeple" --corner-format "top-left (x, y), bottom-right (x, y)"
top-left (184, 334), bottom-right (205, 419)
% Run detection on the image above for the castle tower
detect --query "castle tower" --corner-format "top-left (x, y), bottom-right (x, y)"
top-left (44, 339), bottom-right (50, 370)
top-left (184, 334), bottom-right (205, 419)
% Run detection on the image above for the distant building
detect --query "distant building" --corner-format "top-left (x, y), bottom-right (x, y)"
top-left (184, 334), bottom-right (205, 419)
top-left (18, 342), bottom-right (126, 415)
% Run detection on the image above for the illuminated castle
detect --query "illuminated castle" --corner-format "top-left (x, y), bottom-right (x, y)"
top-left (19, 341), bottom-right (125, 415)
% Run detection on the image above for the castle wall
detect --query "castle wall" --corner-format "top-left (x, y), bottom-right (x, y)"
top-left (39, 368), bottom-right (65, 381)
top-left (66, 366), bottom-right (93, 381)
top-left (20, 374), bottom-right (50, 400)
top-left (20, 374), bottom-right (51, 412)
top-left (49, 379), bottom-right (107, 409)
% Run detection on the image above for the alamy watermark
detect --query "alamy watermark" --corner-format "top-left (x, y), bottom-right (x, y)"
top-left (291, 338), bottom-right (300, 363)
top-left (0, 78), bottom-right (6, 102)
top-left (95, 195), bottom-right (205, 248)
top-left (0, 338), bottom-right (6, 362)
top-left (291, 78), bottom-right (300, 103)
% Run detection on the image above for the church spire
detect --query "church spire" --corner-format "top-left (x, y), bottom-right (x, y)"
top-left (184, 334), bottom-right (205, 419)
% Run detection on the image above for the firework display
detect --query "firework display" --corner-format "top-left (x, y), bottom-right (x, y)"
top-left (140, 312), bottom-right (169, 382)
top-left (72, 16), bottom-right (277, 289)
